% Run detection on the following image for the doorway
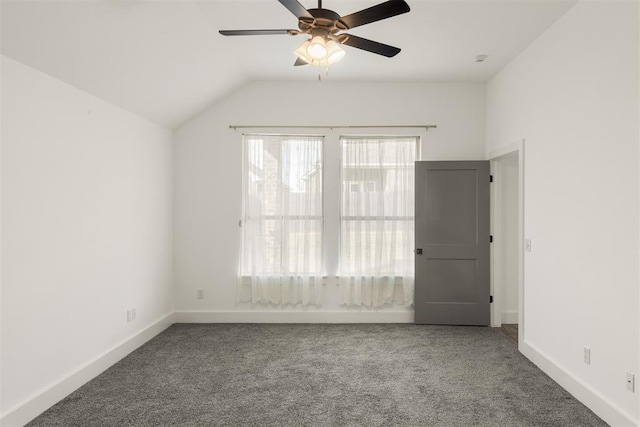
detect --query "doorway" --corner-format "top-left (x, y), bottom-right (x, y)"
top-left (489, 141), bottom-right (524, 348)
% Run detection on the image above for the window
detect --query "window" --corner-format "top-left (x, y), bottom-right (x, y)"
top-left (239, 134), bottom-right (323, 305)
top-left (338, 136), bottom-right (417, 306)
top-left (239, 133), bottom-right (418, 307)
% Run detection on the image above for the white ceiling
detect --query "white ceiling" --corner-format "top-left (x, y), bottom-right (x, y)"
top-left (1, 0), bottom-right (577, 128)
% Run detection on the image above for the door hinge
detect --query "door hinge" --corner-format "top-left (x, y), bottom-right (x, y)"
top-left (490, 175), bottom-right (494, 183)
top-left (489, 235), bottom-right (493, 243)
top-left (490, 295), bottom-right (493, 303)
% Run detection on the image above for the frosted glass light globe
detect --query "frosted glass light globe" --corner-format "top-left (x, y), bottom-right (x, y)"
top-left (307, 36), bottom-right (328, 60)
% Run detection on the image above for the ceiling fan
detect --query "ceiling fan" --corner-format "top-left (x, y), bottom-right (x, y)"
top-left (219, 0), bottom-right (410, 67)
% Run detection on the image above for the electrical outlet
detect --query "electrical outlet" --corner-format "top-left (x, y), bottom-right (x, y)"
top-left (627, 371), bottom-right (635, 392)
top-left (525, 238), bottom-right (532, 252)
top-left (583, 347), bottom-right (591, 365)
top-left (197, 289), bottom-right (205, 299)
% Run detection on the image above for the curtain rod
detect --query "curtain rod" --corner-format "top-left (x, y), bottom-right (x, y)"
top-left (229, 124), bottom-right (437, 131)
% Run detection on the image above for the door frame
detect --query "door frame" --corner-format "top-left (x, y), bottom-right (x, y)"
top-left (488, 140), bottom-right (525, 347)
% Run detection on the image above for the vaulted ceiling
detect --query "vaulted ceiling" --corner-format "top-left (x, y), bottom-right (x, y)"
top-left (1, 0), bottom-right (577, 128)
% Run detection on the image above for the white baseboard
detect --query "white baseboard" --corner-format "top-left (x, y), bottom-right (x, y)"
top-left (173, 310), bottom-right (414, 324)
top-left (501, 310), bottom-right (518, 324)
top-left (520, 340), bottom-right (638, 427)
top-left (0, 312), bottom-right (175, 427)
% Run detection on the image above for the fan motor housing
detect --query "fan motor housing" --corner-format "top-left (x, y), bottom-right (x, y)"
top-left (299, 8), bottom-right (348, 33)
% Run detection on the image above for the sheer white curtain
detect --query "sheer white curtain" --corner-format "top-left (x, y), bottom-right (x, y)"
top-left (338, 136), bottom-right (416, 307)
top-left (239, 134), bottom-right (323, 306)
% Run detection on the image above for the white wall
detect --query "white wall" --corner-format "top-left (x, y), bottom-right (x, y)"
top-left (0, 56), bottom-right (174, 422)
top-left (486, 1), bottom-right (639, 424)
top-left (173, 81), bottom-right (486, 319)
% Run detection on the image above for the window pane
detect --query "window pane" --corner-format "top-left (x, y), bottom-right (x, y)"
top-left (339, 136), bottom-right (417, 277)
top-left (241, 218), bottom-right (322, 274)
top-left (241, 135), bottom-right (323, 276)
top-left (340, 219), bottom-right (414, 276)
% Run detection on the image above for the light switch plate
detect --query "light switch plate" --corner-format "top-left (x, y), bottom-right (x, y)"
top-left (583, 347), bottom-right (590, 365)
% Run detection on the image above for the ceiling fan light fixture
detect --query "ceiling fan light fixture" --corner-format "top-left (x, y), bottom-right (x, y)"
top-left (295, 38), bottom-right (345, 67)
top-left (307, 35), bottom-right (328, 60)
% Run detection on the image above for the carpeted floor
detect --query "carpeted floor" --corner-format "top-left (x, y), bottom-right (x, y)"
top-left (29, 324), bottom-right (606, 426)
top-left (499, 324), bottom-right (518, 348)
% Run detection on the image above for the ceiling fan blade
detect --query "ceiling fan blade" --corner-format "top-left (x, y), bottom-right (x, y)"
top-left (277, 0), bottom-right (314, 19)
top-left (294, 58), bottom-right (309, 66)
top-left (219, 29), bottom-right (294, 36)
top-left (338, 34), bottom-right (401, 57)
top-left (339, 0), bottom-right (410, 29)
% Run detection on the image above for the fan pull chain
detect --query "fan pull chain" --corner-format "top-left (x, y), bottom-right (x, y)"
top-left (317, 67), bottom-right (330, 81)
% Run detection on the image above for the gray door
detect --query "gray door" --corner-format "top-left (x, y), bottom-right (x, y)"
top-left (415, 161), bottom-right (490, 325)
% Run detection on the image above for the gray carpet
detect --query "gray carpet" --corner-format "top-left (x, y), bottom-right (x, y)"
top-left (29, 324), bottom-right (606, 426)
